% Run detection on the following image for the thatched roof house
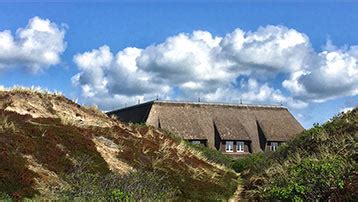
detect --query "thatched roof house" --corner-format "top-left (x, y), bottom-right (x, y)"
top-left (107, 100), bottom-right (304, 156)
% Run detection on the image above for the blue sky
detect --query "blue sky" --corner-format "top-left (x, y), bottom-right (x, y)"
top-left (0, 2), bottom-right (357, 128)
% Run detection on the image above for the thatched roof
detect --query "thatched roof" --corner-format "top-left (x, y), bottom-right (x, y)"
top-left (213, 116), bottom-right (251, 141)
top-left (108, 100), bottom-right (304, 152)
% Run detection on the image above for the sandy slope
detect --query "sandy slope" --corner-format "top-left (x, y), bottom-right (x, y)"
top-left (0, 89), bottom-right (239, 200)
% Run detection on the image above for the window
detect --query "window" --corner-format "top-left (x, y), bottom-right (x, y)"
top-left (226, 141), bottom-right (234, 152)
top-left (271, 142), bottom-right (279, 151)
top-left (237, 141), bottom-right (244, 152)
top-left (191, 140), bottom-right (201, 145)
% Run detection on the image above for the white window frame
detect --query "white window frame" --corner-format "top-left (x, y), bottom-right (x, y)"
top-left (271, 142), bottom-right (279, 151)
top-left (237, 141), bottom-right (244, 152)
top-left (226, 141), bottom-right (234, 152)
top-left (191, 140), bottom-right (201, 145)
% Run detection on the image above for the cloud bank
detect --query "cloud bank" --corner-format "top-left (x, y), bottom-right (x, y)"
top-left (0, 16), bottom-right (66, 73)
top-left (72, 25), bottom-right (358, 110)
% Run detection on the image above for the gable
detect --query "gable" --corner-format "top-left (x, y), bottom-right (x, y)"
top-left (253, 108), bottom-right (304, 142)
top-left (147, 103), bottom-right (212, 140)
top-left (107, 102), bottom-right (153, 123)
top-left (213, 114), bottom-right (251, 141)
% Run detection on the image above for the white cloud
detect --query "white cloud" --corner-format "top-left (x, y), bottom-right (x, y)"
top-left (202, 79), bottom-right (307, 109)
top-left (72, 46), bottom-right (112, 97)
top-left (283, 46), bottom-right (358, 102)
top-left (0, 16), bottom-right (66, 73)
top-left (220, 26), bottom-right (312, 74)
top-left (136, 31), bottom-right (227, 84)
top-left (72, 45), bottom-right (171, 107)
top-left (72, 25), bottom-right (357, 110)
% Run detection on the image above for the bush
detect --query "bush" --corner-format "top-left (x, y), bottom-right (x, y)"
top-left (110, 189), bottom-right (132, 201)
top-left (231, 152), bottom-right (266, 173)
top-left (266, 156), bottom-right (351, 200)
top-left (55, 157), bottom-right (177, 200)
top-left (58, 169), bottom-right (108, 200)
top-left (241, 108), bottom-right (358, 200)
top-left (161, 128), bottom-right (183, 143)
top-left (129, 122), bottom-right (147, 128)
top-left (116, 170), bottom-right (178, 200)
top-left (0, 192), bottom-right (12, 201)
top-left (185, 143), bottom-right (234, 168)
top-left (161, 129), bottom-right (235, 169)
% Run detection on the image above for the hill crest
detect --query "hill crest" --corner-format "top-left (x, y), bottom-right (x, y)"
top-left (0, 88), bottom-right (238, 200)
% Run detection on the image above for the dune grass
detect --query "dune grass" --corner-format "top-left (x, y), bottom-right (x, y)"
top-left (237, 108), bottom-right (358, 200)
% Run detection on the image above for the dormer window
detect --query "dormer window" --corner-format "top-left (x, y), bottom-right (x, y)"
top-left (271, 142), bottom-right (279, 151)
top-left (237, 141), bottom-right (244, 152)
top-left (226, 141), bottom-right (234, 152)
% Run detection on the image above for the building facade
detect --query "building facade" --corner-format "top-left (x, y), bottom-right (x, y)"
top-left (107, 100), bottom-right (304, 157)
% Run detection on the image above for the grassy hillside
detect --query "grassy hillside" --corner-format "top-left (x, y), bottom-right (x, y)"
top-left (0, 88), bottom-right (238, 200)
top-left (236, 107), bottom-right (357, 200)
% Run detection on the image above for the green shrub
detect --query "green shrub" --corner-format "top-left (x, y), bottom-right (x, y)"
top-left (242, 108), bottom-right (358, 200)
top-left (161, 129), bottom-right (235, 170)
top-left (185, 143), bottom-right (234, 168)
top-left (161, 128), bottom-right (183, 143)
top-left (231, 152), bottom-right (265, 173)
top-left (110, 189), bottom-right (133, 201)
top-left (129, 122), bottom-right (147, 128)
top-left (54, 157), bottom-right (178, 200)
top-left (266, 156), bottom-right (351, 200)
top-left (0, 192), bottom-right (12, 201)
top-left (116, 170), bottom-right (178, 200)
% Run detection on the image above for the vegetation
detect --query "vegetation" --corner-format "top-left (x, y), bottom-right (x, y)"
top-left (237, 108), bottom-right (358, 200)
top-left (160, 128), bottom-right (183, 143)
top-left (120, 126), bottom-right (239, 200)
top-left (129, 122), bottom-right (147, 128)
top-left (53, 157), bottom-right (178, 200)
top-left (1, 86), bottom-right (63, 99)
top-left (266, 156), bottom-right (349, 200)
top-left (0, 89), bottom-right (239, 200)
top-left (83, 105), bottom-right (104, 117)
top-left (161, 128), bottom-right (235, 168)
top-left (0, 192), bottom-right (11, 201)
top-left (2, 88), bottom-right (356, 200)
top-left (0, 115), bottom-right (16, 133)
top-left (185, 142), bottom-right (234, 168)
top-left (231, 152), bottom-right (265, 173)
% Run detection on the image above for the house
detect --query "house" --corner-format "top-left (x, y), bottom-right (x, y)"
top-left (107, 100), bottom-right (304, 156)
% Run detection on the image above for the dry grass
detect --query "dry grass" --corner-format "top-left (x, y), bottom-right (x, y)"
top-left (0, 115), bottom-right (16, 133)
top-left (92, 136), bottom-right (134, 174)
top-left (83, 105), bottom-right (104, 117)
top-left (1, 86), bottom-right (63, 97)
top-left (0, 88), bottom-right (115, 128)
top-left (22, 155), bottom-right (68, 198)
top-left (0, 90), bottom-right (240, 200)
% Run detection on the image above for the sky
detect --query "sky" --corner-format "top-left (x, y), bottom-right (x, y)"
top-left (0, 2), bottom-right (358, 128)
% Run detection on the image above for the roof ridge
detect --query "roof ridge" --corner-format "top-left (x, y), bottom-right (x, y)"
top-left (153, 100), bottom-right (286, 109)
